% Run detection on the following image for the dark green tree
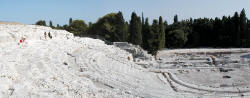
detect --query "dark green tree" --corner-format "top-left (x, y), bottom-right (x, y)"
top-left (142, 18), bottom-right (150, 49)
top-left (141, 13), bottom-right (145, 47)
top-left (164, 21), bottom-right (168, 47)
top-left (167, 29), bottom-right (188, 48)
top-left (124, 21), bottom-right (129, 41)
top-left (68, 20), bottom-right (87, 36)
top-left (63, 24), bottom-right (69, 31)
top-left (49, 20), bottom-right (55, 29)
top-left (35, 20), bottom-right (46, 26)
top-left (115, 11), bottom-right (127, 41)
top-left (143, 18), bottom-right (155, 55)
top-left (240, 9), bottom-right (247, 31)
top-left (174, 15), bottom-right (178, 23)
top-left (232, 12), bottom-right (240, 46)
top-left (158, 16), bottom-right (165, 49)
top-left (240, 9), bottom-right (248, 47)
top-left (129, 12), bottom-right (142, 46)
top-left (151, 19), bottom-right (159, 54)
top-left (247, 20), bottom-right (250, 47)
top-left (35, 10), bottom-right (250, 51)
top-left (88, 22), bottom-right (93, 27)
top-left (69, 18), bottom-right (73, 25)
top-left (87, 12), bottom-right (127, 42)
top-left (142, 13), bottom-right (145, 26)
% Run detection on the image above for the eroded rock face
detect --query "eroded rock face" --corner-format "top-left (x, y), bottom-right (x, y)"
top-left (113, 42), bottom-right (158, 68)
top-left (113, 42), bottom-right (152, 59)
top-left (0, 24), bottom-right (185, 98)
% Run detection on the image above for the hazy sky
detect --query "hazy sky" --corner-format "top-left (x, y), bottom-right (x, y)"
top-left (1, 0), bottom-right (250, 25)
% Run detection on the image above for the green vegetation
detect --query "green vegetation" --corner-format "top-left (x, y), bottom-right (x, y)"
top-left (35, 20), bottom-right (46, 26)
top-left (87, 12), bottom-right (127, 42)
top-left (158, 16), bottom-right (165, 49)
top-left (35, 9), bottom-right (250, 55)
top-left (68, 20), bottom-right (87, 36)
top-left (129, 12), bottom-right (142, 46)
top-left (49, 20), bottom-right (55, 29)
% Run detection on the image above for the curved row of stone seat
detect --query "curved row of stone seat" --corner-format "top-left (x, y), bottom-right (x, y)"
top-left (70, 38), bottom-right (172, 97)
top-left (0, 24), bottom-right (184, 97)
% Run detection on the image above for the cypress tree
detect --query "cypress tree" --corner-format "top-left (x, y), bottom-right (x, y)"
top-left (174, 15), bottom-right (178, 23)
top-left (35, 20), bottom-right (46, 26)
top-left (247, 20), bottom-right (250, 47)
top-left (240, 9), bottom-right (247, 31)
top-left (164, 21), bottom-right (168, 27)
top-left (124, 21), bottom-right (129, 41)
top-left (151, 19), bottom-right (159, 55)
top-left (69, 18), bottom-right (73, 25)
top-left (43, 21), bottom-right (46, 26)
top-left (129, 12), bottom-right (142, 46)
top-left (159, 16), bottom-right (165, 49)
top-left (143, 18), bottom-right (154, 53)
top-left (141, 13), bottom-right (145, 47)
top-left (115, 11), bottom-right (126, 42)
top-left (240, 9), bottom-right (248, 47)
top-left (56, 24), bottom-right (61, 29)
top-left (142, 12), bottom-right (145, 26)
top-left (49, 20), bottom-right (54, 28)
top-left (164, 21), bottom-right (168, 48)
top-left (232, 12), bottom-right (240, 46)
top-left (88, 22), bottom-right (93, 27)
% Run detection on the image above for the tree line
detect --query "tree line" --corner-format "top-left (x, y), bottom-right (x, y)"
top-left (35, 9), bottom-right (250, 55)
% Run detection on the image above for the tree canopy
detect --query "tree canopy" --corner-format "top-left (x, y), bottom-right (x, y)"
top-left (35, 9), bottom-right (250, 55)
top-left (68, 20), bottom-right (88, 36)
top-left (87, 12), bottom-right (127, 42)
top-left (129, 12), bottom-right (142, 46)
top-left (35, 20), bottom-right (46, 26)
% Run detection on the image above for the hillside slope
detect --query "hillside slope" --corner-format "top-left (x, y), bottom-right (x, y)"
top-left (0, 24), bottom-right (191, 98)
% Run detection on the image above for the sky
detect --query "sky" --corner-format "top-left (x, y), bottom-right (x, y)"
top-left (1, 0), bottom-right (250, 25)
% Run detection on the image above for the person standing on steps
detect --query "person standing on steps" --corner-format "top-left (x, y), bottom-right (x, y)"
top-left (44, 32), bottom-right (47, 40)
top-left (48, 32), bottom-right (52, 39)
top-left (18, 36), bottom-right (26, 46)
top-left (23, 37), bottom-right (27, 44)
top-left (19, 38), bottom-right (23, 44)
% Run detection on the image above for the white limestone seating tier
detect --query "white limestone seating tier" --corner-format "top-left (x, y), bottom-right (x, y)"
top-left (0, 24), bottom-right (196, 98)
